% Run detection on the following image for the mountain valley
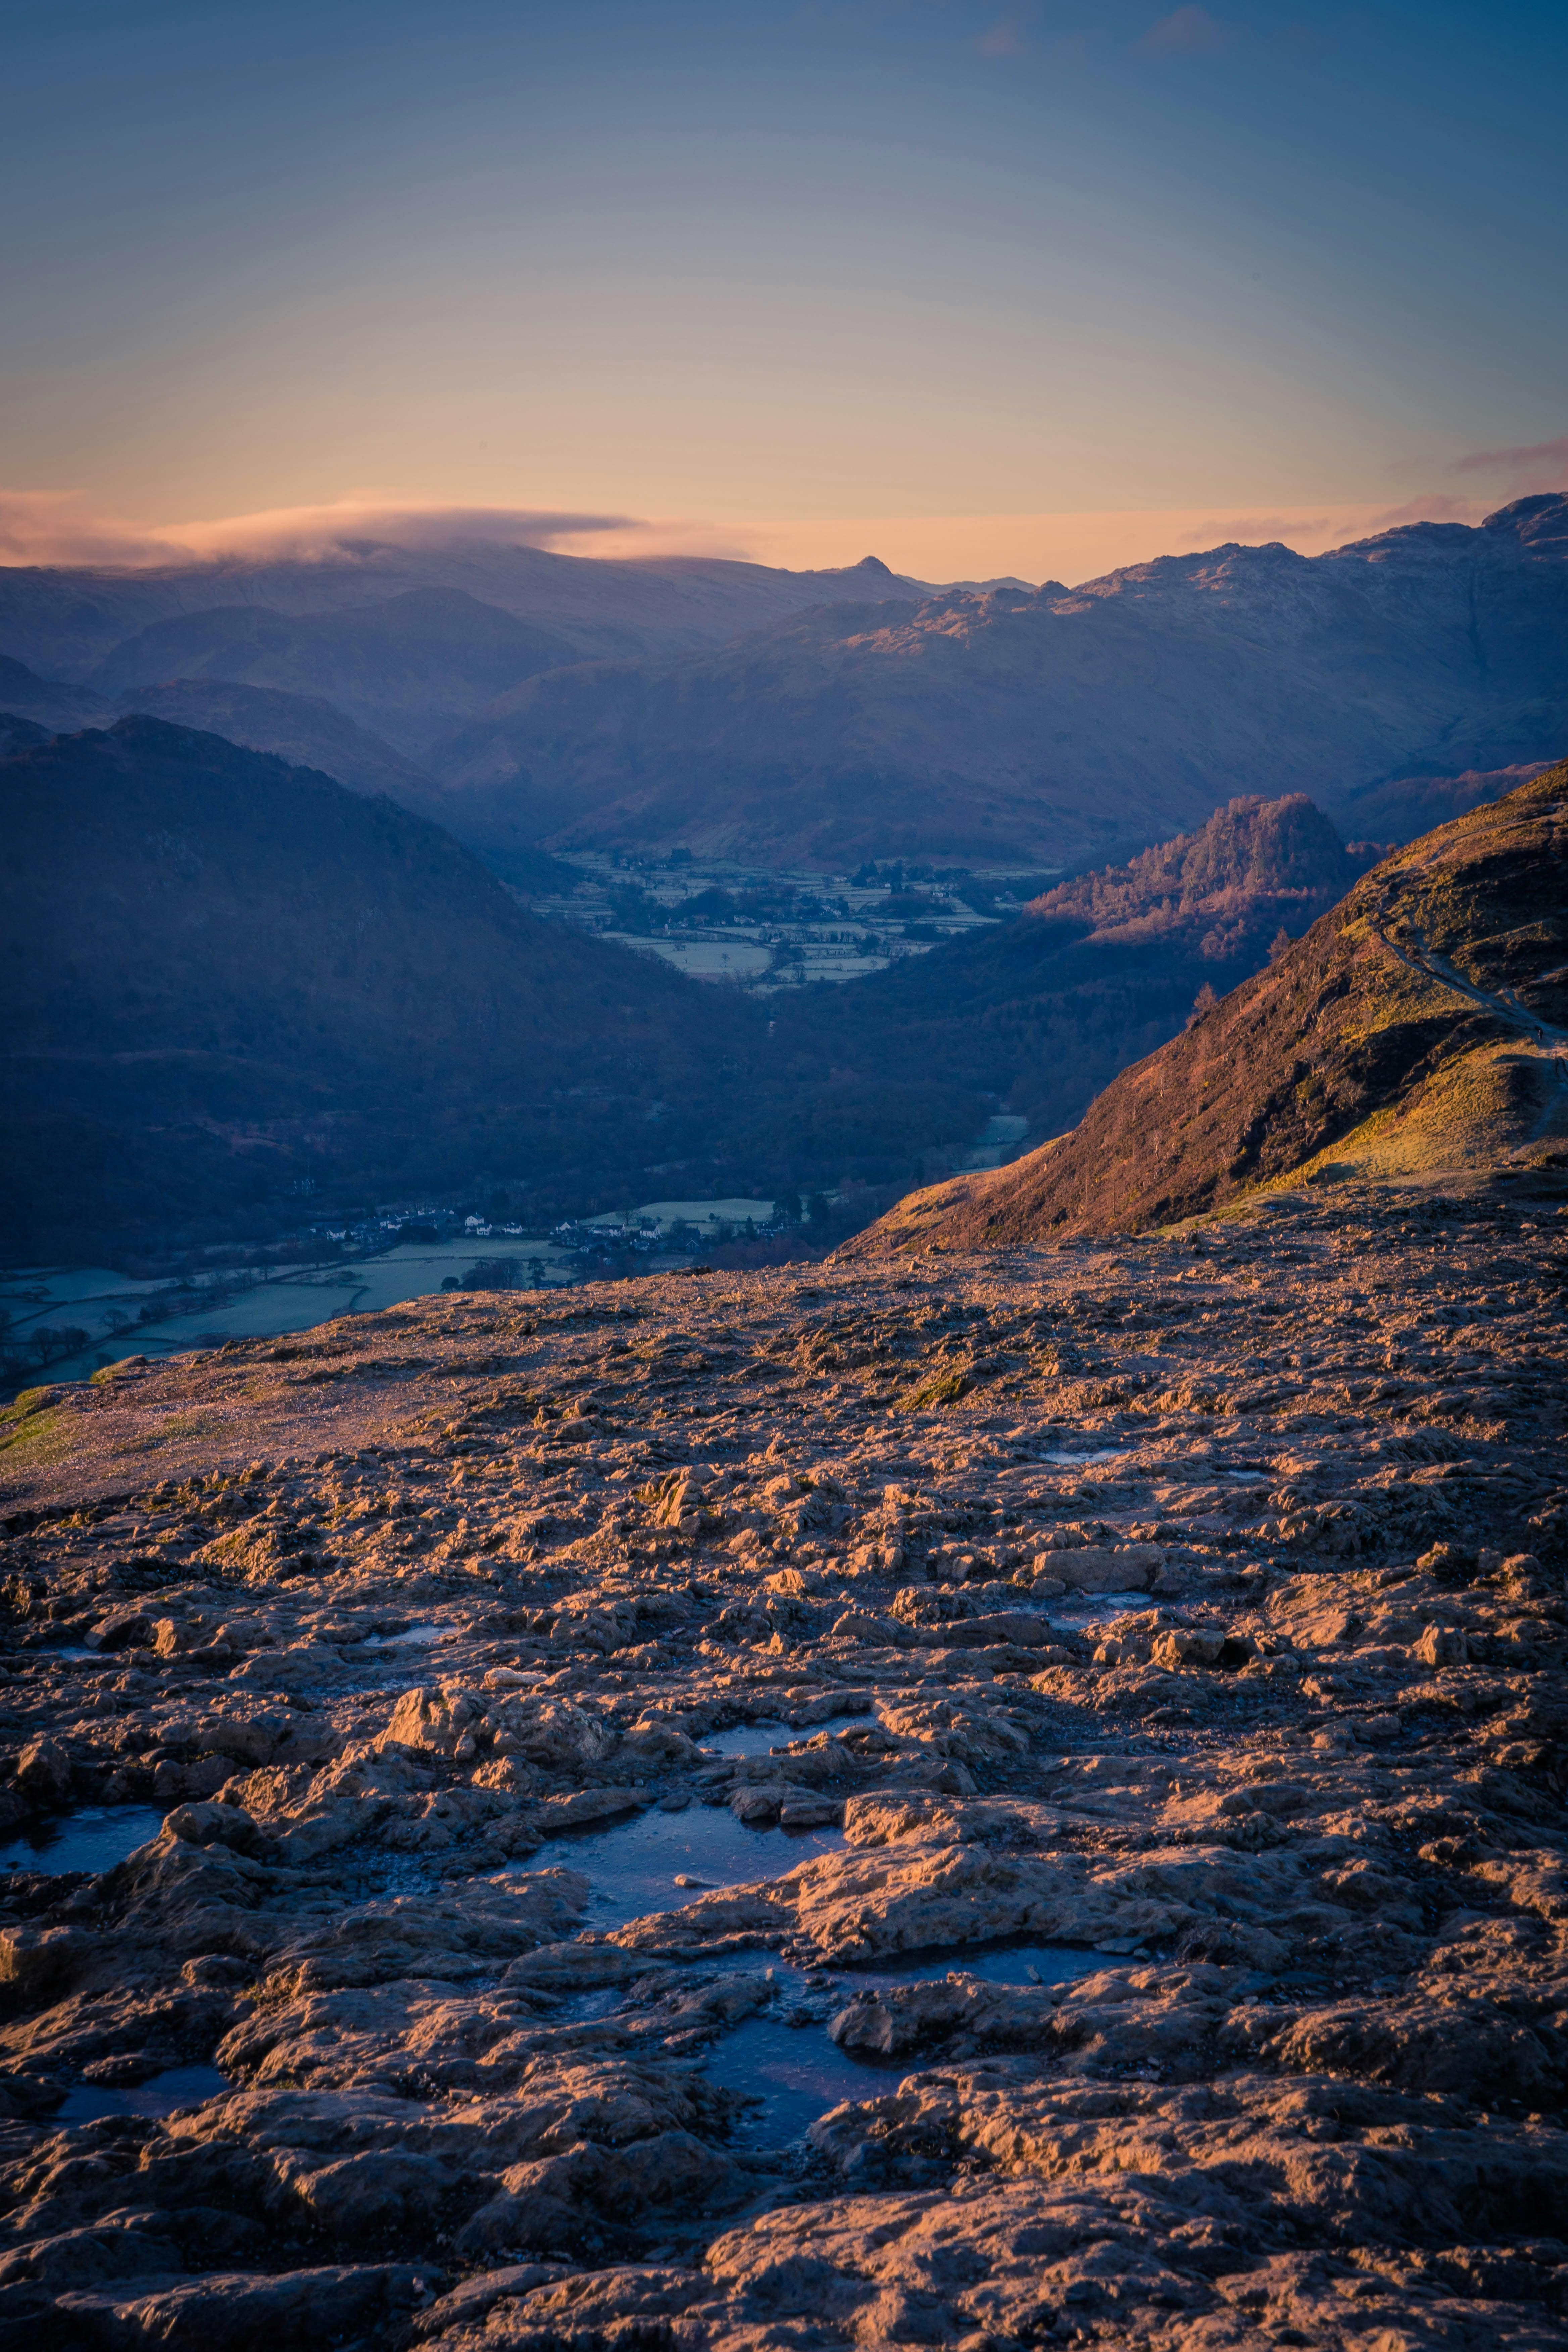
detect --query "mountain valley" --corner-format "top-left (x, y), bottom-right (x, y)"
top-left (2, 604), bottom-right (1565, 2352)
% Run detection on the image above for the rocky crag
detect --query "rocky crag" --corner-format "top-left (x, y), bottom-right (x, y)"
top-left (0, 1168), bottom-right (1565, 2347)
top-left (767, 792), bottom-right (1382, 1163)
top-left (859, 765), bottom-right (1568, 1253)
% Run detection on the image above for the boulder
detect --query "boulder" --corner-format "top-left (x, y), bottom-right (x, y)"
top-left (0, 1923), bottom-right (89, 1996)
top-left (488, 1696), bottom-right (618, 1768)
top-left (378, 1686), bottom-right (485, 1759)
top-left (15, 1735), bottom-right (72, 1801)
top-left (1029, 1544), bottom-right (1163, 1592)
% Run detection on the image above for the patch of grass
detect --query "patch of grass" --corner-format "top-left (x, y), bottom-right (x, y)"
top-left (899, 1366), bottom-right (974, 1411)
top-left (0, 1403), bottom-right (74, 1468)
top-left (114, 1410), bottom-right (224, 1456)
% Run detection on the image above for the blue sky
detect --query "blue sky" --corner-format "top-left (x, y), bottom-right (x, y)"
top-left (3, 1), bottom-right (1564, 580)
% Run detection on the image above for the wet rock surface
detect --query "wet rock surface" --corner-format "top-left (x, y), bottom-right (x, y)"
top-left (0, 1182), bottom-right (1565, 2348)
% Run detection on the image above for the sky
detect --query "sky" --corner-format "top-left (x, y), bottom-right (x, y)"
top-left (3, 0), bottom-right (1565, 584)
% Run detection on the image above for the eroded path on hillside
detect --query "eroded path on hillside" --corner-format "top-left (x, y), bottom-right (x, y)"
top-left (0, 1179), bottom-right (1566, 2351)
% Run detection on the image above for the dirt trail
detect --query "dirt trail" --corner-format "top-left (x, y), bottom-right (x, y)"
top-left (1374, 919), bottom-right (1568, 1138)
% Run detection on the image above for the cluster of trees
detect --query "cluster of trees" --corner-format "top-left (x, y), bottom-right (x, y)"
top-left (0, 1314), bottom-right (90, 1380)
top-left (439, 1256), bottom-right (548, 1292)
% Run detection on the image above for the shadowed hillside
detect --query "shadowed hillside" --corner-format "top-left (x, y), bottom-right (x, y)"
top-left (0, 718), bottom-right (765, 1259)
top-left (0, 718), bottom-right (998, 1260)
top-left (849, 764), bottom-right (1568, 1251)
top-left (108, 678), bottom-right (448, 805)
top-left (0, 653), bottom-right (112, 734)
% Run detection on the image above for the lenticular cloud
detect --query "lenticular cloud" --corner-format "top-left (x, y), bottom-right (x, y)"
top-left (0, 490), bottom-right (659, 569)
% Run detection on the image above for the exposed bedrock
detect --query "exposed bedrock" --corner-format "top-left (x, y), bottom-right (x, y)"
top-left (0, 1177), bottom-right (1564, 2347)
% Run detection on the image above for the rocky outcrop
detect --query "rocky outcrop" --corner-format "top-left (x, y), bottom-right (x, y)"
top-left (0, 1181), bottom-right (1564, 2345)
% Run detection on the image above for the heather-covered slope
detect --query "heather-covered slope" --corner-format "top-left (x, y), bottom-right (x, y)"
top-left (429, 497), bottom-right (1568, 869)
top-left (0, 718), bottom-right (758, 1258)
top-left (851, 764), bottom-right (1568, 1250)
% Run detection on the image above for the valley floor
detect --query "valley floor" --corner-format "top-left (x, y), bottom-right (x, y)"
top-left (0, 1173), bottom-right (1564, 2350)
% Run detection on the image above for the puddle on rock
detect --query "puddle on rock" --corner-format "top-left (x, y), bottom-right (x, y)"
top-left (360, 1623), bottom-right (446, 1650)
top-left (0, 1805), bottom-right (165, 1876)
top-left (1043, 1591), bottom-right (1149, 1629)
top-left (699, 1943), bottom-right (1116, 2145)
top-left (707, 2013), bottom-right (883, 2143)
top-left (704, 1714), bottom-right (869, 1758)
top-left (58, 2064), bottom-right (229, 2124)
top-left (513, 1802), bottom-right (846, 1929)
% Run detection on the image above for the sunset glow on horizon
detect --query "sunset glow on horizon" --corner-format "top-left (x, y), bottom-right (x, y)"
top-left (2, 1), bottom-right (1564, 581)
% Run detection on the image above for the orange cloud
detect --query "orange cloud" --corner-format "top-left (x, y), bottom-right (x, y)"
top-left (0, 490), bottom-right (705, 570)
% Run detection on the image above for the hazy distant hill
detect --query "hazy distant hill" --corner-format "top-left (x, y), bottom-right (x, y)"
top-left (0, 713), bottom-right (52, 757)
top-left (768, 792), bottom-right (1377, 1154)
top-left (853, 765), bottom-right (1568, 1251)
top-left (108, 678), bottom-right (446, 805)
top-left (0, 718), bottom-right (763, 1259)
top-left (0, 545), bottom-right (928, 681)
top-left (1333, 759), bottom-right (1553, 844)
top-left (0, 653), bottom-right (113, 734)
top-left (427, 496), bottom-right (1568, 870)
top-left (90, 588), bottom-right (579, 754)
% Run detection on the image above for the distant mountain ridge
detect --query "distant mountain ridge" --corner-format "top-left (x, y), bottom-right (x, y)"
top-left (425, 496), bottom-right (1568, 869)
top-left (4, 506), bottom-right (1562, 877)
top-left (0, 544), bottom-right (929, 680)
top-left (850, 764), bottom-right (1568, 1253)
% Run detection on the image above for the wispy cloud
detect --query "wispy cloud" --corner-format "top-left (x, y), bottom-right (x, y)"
top-left (0, 492), bottom-right (730, 570)
top-left (977, 14), bottom-right (1026, 59)
top-left (1361, 493), bottom-right (1486, 529)
top-left (0, 490), bottom-right (179, 567)
top-left (1138, 7), bottom-right (1227, 56)
top-left (1453, 434), bottom-right (1568, 476)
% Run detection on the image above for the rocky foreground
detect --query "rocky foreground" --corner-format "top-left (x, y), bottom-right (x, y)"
top-left (0, 1175), bottom-right (1565, 2350)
